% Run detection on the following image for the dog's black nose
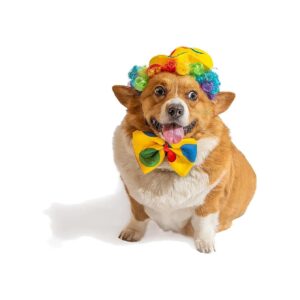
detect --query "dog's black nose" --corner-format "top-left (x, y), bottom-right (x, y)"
top-left (167, 104), bottom-right (184, 119)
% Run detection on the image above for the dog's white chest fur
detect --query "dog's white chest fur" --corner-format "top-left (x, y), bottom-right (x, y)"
top-left (113, 126), bottom-right (221, 232)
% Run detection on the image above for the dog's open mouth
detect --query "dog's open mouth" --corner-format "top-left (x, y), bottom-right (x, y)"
top-left (150, 117), bottom-right (197, 144)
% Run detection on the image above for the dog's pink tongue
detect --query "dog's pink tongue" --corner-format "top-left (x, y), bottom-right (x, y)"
top-left (162, 124), bottom-right (184, 144)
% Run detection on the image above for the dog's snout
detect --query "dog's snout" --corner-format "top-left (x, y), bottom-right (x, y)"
top-left (167, 104), bottom-right (184, 119)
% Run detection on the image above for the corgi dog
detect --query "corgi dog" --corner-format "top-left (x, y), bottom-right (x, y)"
top-left (112, 49), bottom-right (256, 253)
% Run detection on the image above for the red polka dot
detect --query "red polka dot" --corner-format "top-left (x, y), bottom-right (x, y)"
top-left (167, 150), bottom-right (176, 162)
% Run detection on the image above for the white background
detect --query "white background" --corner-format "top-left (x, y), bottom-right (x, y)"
top-left (1, 0), bottom-right (300, 299)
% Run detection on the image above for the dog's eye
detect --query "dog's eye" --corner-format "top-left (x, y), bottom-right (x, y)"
top-left (154, 86), bottom-right (166, 97)
top-left (187, 90), bottom-right (198, 101)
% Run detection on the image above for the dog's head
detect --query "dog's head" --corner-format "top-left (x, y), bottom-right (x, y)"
top-left (113, 71), bottom-right (235, 143)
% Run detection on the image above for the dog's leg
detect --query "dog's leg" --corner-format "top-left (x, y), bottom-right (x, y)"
top-left (119, 185), bottom-right (149, 242)
top-left (192, 187), bottom-right (224, 253)
top-left (191, 212), bottom-right (219, 253)
top-left (119, 216), bottom-right (149, 242)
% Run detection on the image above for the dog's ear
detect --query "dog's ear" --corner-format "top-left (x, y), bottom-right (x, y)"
top-left (212, 92), bottom-right (235, 115)
top-left (112, 85), bottom-right (140, 108)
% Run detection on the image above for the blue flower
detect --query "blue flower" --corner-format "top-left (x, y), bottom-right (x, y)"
top-left (196, 70), bottom-right (220, 100)
top-left (128, 65), bottom-right (139, 80)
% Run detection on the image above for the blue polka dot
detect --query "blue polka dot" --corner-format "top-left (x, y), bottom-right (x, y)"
top-left (143, 131), bottom-right (157, 137)
top-left (181, 144), bottom-right (197, 162)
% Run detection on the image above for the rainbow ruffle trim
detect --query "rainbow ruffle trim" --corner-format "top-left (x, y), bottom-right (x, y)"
top-left (128, 47), bottom-right (220, 100)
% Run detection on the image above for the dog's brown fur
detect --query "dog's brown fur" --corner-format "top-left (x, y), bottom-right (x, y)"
top-left (113, 72), bottom-right (256, 239)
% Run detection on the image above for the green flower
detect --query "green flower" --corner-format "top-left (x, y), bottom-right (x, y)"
top-left (189, 63), bottom-right (205, 77)
top-left (133, 76), bottom-right (148, 92)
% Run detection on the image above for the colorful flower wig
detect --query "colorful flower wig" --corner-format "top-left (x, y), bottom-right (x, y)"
top-left (128, 47), bottom-right (220, 100)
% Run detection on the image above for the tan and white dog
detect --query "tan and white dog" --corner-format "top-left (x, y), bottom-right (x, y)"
top-left (112, 72), bottom-right (256, 253)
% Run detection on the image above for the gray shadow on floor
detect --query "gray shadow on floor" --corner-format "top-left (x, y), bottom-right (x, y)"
top-left (45, 183), bottom-right (193, 246)
top-left (46, 185), bottom-right (130, 245)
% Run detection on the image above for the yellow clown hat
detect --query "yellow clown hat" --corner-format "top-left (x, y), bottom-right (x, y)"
top-left (128, 46), bottom-right (220, 99)
top-left (149, 46), bottom-right (213, 75)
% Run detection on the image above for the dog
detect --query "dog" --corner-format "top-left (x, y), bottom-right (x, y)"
top-left (112, 48), bottom-right (256, 253)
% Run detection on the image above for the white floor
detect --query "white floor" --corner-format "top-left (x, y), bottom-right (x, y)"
top-left (1, 174), bottom-right (299, 300)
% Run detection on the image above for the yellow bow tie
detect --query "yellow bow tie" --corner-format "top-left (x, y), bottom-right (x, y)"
top-left (132, 130), bottom-right (197, 176)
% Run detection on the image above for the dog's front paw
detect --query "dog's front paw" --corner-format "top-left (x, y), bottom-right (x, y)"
top-left (192, 212), bottom-right (218, 253)
top-left (118, 218), bottom-right (148, 242)
top-left (194, 236), bottom-right (216, 253)
top-left (118, 228), bottom-right (144, 242)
